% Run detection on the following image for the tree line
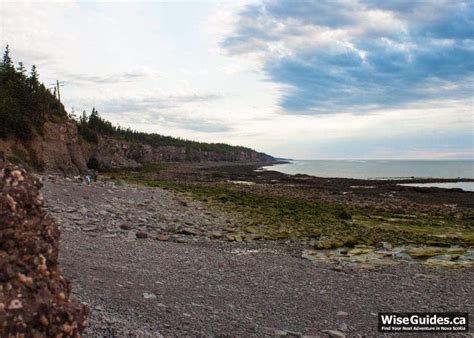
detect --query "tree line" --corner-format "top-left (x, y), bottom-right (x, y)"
top-left (0, 45), bottom-right (66, 139)
top-left (76, 108), bottom-right (253, 154)
top-left (1, 46), bottom-right (254, 155)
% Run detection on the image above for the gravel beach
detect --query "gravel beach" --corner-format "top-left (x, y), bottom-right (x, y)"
top-left (42, 177), bottom-right (474, 336)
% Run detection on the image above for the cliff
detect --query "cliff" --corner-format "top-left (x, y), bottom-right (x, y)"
top-left (0, 120), bottom-right (87, 176)
top-left (0, 49), bottom-right (274, 174)
top-left (83, 137), bottom-right (274, 171)
top-left (0, 118), bottom-right (274, 175)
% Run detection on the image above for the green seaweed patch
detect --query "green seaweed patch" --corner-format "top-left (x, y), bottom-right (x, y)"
top-left (102, 168), bottom-right (474, 248)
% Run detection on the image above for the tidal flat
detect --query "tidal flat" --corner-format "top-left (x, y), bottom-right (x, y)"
top-left (104, 162), bottom-right (474, 262)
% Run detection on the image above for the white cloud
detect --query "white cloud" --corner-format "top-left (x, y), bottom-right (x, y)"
top-left (1, 0), bottom-right (472, 159)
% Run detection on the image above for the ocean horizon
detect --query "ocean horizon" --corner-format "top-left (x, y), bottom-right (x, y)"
top-left (262, 160), bottom-right (474, 191)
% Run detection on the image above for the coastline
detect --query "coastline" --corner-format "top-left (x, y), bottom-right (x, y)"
top-left (101, 161), bottom-right (474, 246)
top-left (39, 171), bottom-right (473, 335)
top-left (260, 160), bottom-right (474, 183)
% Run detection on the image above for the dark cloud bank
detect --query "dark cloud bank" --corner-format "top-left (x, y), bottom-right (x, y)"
top-left (222, 0), bottom-right (474, 114)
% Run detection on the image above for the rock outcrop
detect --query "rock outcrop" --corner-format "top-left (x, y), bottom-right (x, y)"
top-left (0, 118), bottom-right (274, 175)
top-left (82, 138), bottom-right (274, 171)
top-left (0, 154), bottom-right (88, 336)
top-left (0, 120), bottom-right (87, 176)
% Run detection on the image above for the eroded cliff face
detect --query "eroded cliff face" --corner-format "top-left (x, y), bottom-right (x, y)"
top-left (0, 120), bottom-right (87, 176)
top-left (32, 121), bottom-right (88, 175)
top-left (0, 119), bottom-right (273, 175)
top-left (83, 138), bottom-right (274, 171)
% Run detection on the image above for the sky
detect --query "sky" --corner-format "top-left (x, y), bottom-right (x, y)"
top-left (0, 0), bottom-right (473, 159)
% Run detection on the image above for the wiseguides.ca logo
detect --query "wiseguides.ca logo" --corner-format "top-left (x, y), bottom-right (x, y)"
top-left (378, 312), bottom-right (469, 332)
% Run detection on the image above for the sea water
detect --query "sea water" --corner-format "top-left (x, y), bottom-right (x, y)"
top-left (261, 160), bottom-right (474, 191)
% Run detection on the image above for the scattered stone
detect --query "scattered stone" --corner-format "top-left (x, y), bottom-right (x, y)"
top-left (347, 247), bottom-right (373, 255)
top-left (225, 234), bottom-right (236, 241)
top-left (142, 293), bottom-right (157, 300)
top-left (381, 241), bottom-right (392, 250)
top-left (136, 231), bottom-right (148, 239)
top-left (156, 234), bottom-right (171, 241)
top-left (322, 329), bottom-right (346, 337)
top-left (209, 231), bottom-right (223, 239)
top-left (273, 329), bottom-right (289, 336)
top-left (120, 223), bottom-right (133, 230)
top-left (180, 228), bottom-right (199, 236)
top-left (79, 207), bottom-right (88, 214)
top-left (393, 252), bottom-right (412, 260)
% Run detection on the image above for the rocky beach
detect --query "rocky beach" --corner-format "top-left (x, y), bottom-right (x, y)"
top-left (2, 2), bottom-right (473, 334)
top-left (39, 163), bottom-right (474, 336)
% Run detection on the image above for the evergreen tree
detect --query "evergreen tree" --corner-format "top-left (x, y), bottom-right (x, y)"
top-left (0, 46), bottom-right (65, 140)
top-left (28, 65), bottom-right (39, 91)
top-left (1, 45), bottom-right (13, 70)
top-left (17, 61), bottom-right (26, 75)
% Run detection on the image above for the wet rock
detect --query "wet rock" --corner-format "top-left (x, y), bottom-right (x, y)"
top-left (394, 252), bottom-right (413, 260)
top-left (347, 247), bottom-right (373, 255)
top-left (429, 254), bottom-right (451, 261)
top-left (457, 251), bottom-right (474, 261)
top-left (404, 246), bottom-right (462, 258)
top-left (0, 157), bottom-right (88, 335)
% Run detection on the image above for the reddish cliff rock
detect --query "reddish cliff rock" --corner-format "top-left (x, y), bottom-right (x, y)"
top-left (0, 154), bottom-right (88, 336)
top-left (0, 120), bottom-right (87, 176)
top-left (0, 117), bottom-right (274, 175)
top-left (82, 138), bottom-right (274, 171)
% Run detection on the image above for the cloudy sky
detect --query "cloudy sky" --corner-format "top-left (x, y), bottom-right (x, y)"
top-left (1, 0), bottom-right (473, 159)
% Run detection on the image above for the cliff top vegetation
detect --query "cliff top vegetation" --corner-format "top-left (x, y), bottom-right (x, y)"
top-left (0, 46), bottom-right (268, 156)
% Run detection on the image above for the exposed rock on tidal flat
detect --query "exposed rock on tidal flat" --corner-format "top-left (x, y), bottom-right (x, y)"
top-left (0, 155), bottom-right (88, 336)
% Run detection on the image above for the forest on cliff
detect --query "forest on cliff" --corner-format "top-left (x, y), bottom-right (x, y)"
top-left (0, 46), bottom-right (266, 156)
top-left (0, 46), bottom-right (66, 140)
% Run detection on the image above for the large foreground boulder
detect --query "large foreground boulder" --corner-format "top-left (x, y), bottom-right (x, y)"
top-left (0, 154), bottom-right (87, 336)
